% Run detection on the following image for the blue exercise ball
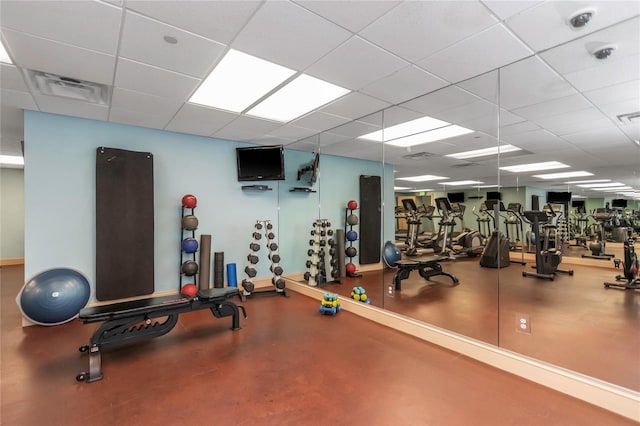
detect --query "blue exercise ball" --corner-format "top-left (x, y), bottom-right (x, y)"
top-left (17, 268), bottom-right (91, 326)
top-left (346, 230), bottom-right (358, 241)
top-left (383, 241), bottom-right (401, 267)
top-left (181, 237), bottom-right (198, 253)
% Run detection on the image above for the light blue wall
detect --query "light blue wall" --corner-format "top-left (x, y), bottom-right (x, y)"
top-left (24, 111), bottom-right (391, 299)
top-left (0, 168), bottom-right (24, 258)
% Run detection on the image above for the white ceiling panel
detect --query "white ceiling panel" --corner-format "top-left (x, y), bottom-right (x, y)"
top-left (512, 93), bottom-right (593, 121)
top-left (597, 98), bottom-right (640, 121)
top-left (326, 119), bottom-right (381, 139)
top-left (164, 104), bottom-right (238, 137)
top-left (562, 124), bottom-right (634, 148)
top-left (501, 129), bottom-right (572, 151)
top-left (32, 94), bottom-right (109, 121)
top-left (119, 12), bottom-right (226, 78)
top-left (359, 1), bottom-right (497, 63)
top-left (417, 23), bottom-right (533, 84)
top-left (562, 53), bottom-right (640, 92)
top-left (432, 99), bottom-right (498, 125)
top-left (109, 107), bottom-right (173, 130)
top-left (456, 70), bottom-right (499, 103)
top-left (232, 1), bottom-right (352, 71)
top-left (360, 65), bottom-right (449, 105)
top-left (402, 85), bottom-right (483, 116)
top-left (532, 107), bottom-right (613, 136)
top-left (126, 0), bottom-right (262, 45)
top-left (458, 109), bottom-right (525, 133)
top-left (319, 91), bottom-right (390, 120)
top-left (111, 88), bottom-right (182, 119)
top-left (293, 0), bottom-right (401, 33)
top-left (306, 36), bottom-right (408, 90)
top-left (0, 63), bottom-right (28, 91)
top-left (290, 111), bottom-right (351, 132)
top-left (498, 120), bottom-right (541, 137)
top-left (252, 134), bottom-right (296, 147)
top-left (0, 88), bottom-right (37, 110)
top-left (267, 124), bottom-right (322, 141)
top-left (2, 29), bottom-right (116, 85)
top-left (321, 138), bottom-right (384, 161)
top-left (0, 0), bottom-right (122, 54)
top-left (498, 56), bottom-right (577, 110)
top-left (619, 122), bottom-right (640, 141)
top-left (213, 116), bottom-right (282, 142)
top-left (283, 139), bottom-right (317, 152)
top-left (505, 1), bottom-right (640, 52)
top-left (481, 1), bottom-right (542, 20)
top-left (114, 58), bottom-right (200, 99)
top-left (583, 79), bottom-right (640, 106)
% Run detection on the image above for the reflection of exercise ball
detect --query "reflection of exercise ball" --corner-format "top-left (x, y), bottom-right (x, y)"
top-left (383, 241), bottom-right (401, 267)
top-left (17, 268), bottom-right (91, 326)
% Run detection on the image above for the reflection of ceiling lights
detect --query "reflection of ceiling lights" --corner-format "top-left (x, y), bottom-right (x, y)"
top-left (0, 154), bottom-right (23, 166)
top-left (446, 144), bottom-right (521, 160)
top-left (0, 40), bottom-right (12, 63)
top-left (441, 180), bottom-right (483, 186)
top-left (500, 161), bottom-right (569, 173)
top-left (474, 184), bottom-right (501, 188)
top-left (394, 186), bottom-right (411, 190)
top-left (408, 188), bottom-right (434, 193)
top-left (577, 182), bottom-right (626, 188)
top-left (592, 186), bottom-right (633, 191)
top-left (358, 116), bottom-right (473, 147)
top-left (397, 175), bottom-right (449, 182)
top-left (565, 179), bottom-right (610, 184)
top-left (533, 171), bottom-right (593, 179)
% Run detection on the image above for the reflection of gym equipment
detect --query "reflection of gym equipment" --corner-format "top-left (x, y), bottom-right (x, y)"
top-left (344, 200), bottom-right (362, 277)
top-left (472, 203), bottom-right (491, 242)
top-left (76, 287), bottom-right (246, 383)
top-left (479, 200), bottom-right (512, 268)
top-left (242, 220), bottom-right (287, 298)
top-left (522, 207), bottom-right (574, 280)
top-left (605, 228), bottom-right (639, 290)
top-left (503, 203), bottom-right (524, 251)
top-left (400, 198), bottom-right (435, 256)
top-left (582, 208), bottom-right (616, 260)
top-left (305, 219), bottom-right (339, 286)
top-left (570, 206), bottom-right (589, 248)
top-left (383, 241), bottom-right (458, 290)
top-left (433, 197), bottom-right (483, 258)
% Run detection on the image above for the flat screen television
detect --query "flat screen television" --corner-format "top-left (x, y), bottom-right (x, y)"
top-left (447, 192), bottom-right (465, 203)
top-left (612, 198), bottom-right (628, 208)
top-left (547, 191), bottom-right (572, 203)
top-left (236, 145), bottom-right (285, 181)
top-left (571, 200), bottom-right (585, 208)
top-left (486, 191), bottom-right (502, 200)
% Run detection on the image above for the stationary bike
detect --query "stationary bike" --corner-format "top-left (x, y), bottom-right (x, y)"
top-left (522, 205), bottom-right (574, 281)
top-left (604, 228), bottom-right (639, 290)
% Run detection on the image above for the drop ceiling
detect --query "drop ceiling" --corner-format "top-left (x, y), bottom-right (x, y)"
top-left (0, 0), bottom-right (638, 198)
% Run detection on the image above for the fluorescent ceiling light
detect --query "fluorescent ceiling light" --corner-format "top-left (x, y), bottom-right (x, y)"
top-left (394, 186), bottom-right (412, 190)
top-left (565, 179), bottom-right (611, 184)
top-left (474, 185), bottom-right (501, 188)
top-left (533, 171), bottom-right (593, 179)
top-left (577, 182), bottom-right (626, 188)
top-left (0, 155), bottom-right (23, 166)
top-left (386, 125), bottom-right (474, 148)
top-left (189, 49), bottom-right (295, 112)
top-left (446, 144), bottom-right (521, 159)
top-left (593, 186), bottom-right (633, 191)
top-left (397, 175), bottom-right (449, 182)
top-left (247, 74), bottom-right (349, 122)
top-left (408, 188), bottom-right (433, 192)
top-left (572, 195), bottom-right (587, 199)
top-left (359, 116), bottom-right (450, 142)
top-left (0, 40), bottom-right (12, 64)
top-left (500, 161), bottom-right (569, 173)
top-left (442, 180), bottom-right (484, 186)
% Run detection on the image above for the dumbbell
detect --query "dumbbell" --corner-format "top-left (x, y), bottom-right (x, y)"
top-left (272, 277), bottom-right (285, 289)
top-left (270, 265), bottom-right (283, 275)
top-left (304, 271), bottom-right (311, 281)
top-left (327, 229), bottom-right (334, 236)
top-left (307, 249), bottom-right (315, 256)
top-left (266, 222), bottom-right (273, 230)
top-left (242, 279), bottom-right (255, 293)
top-left (247, 254), bottom-right (259, 264)
top-left (252, 232), bottom-right (262, 240)
top-left (255, 223), bottom-right (263, 230)
top-left (269, 254), bottom-right (281, 263)
top-left (269, 243), bottom-right (278, 251)
top-left (244, 266), bottom-right (257, 278)
top-left (249, 243), bottom-right (260, 252)
top-left (267, 232), bottom-right (275, 240)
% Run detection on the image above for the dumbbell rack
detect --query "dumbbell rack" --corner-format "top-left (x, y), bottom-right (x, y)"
top-left (345, 206), bottom-right (362, 277)
top-left (305, 219), bottom-right (340, 286)
top-left (179, 205), bottom-right (198, 290)
top-left (241, 220), bottom-right (288, 299)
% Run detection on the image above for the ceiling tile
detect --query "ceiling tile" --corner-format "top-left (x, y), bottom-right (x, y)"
top-left (290, 111), bottom-right (350, 132)
top-left (563, 53), bottom-right (640, 93)
top-left (501, 129), bottom-right (571, 151)
top-left (376, 106), bottom-right (424, 128)
top-left (232, 1), bottom-right (352, 71)
top-left (402, 85), bottom-right (482, 116)
top-left (499, 120), bottom-right (541, 136)
top-left (213, 116), bottom-right (282, 142)
top-left (456, 70), bottom-right (499, 103)
top-left (512, 93), bottom-right (593, 121)
top-left (114, 58), bottom-right (200, 99)
top-left (319, 91), bottom-right (390, 120)
top-left (126, 0), bottom-right (262, 45)
top-left (498, 56), bottom-right (577, 110)
top-left (532, 107), bottom-right (613, 136)
top-left (456, 109), bottom-right (525, 134)
top-left (0, 0), bottom-right (122, 54)
top-left (305, 36), bottom-right (408, 90)
top-left (32, 93), bottom-right (109, 121)
top-left (111, 87), bottom-right (182, 119)
top-left (432, 99), bottom-right (498, 125)
top-left (481, 1), bottom-right (543, 20)
top-left (252, 134), bottom-right (296, 146)
top-left (109, 108), bottom-right (173, 130)
top-left (266, 124), bottom-right (319, 141)
top-left (164, 103), bottom-right (238, 137)
top-left (359, 1), bottom-right (497, 62)
top-left (506, 1), bottom-right (640, 52)
top-left (583, 79), bottom-right (640, 106)
top-left (596, 98), bottom-right (640, 122)
top-left (292, 0), bottom-right (401, 33)
top-left (0, 88), bottom-right (37, 110)
top-left (283, 139), bottom-right (317, 151)
top-left (0, 63), bottom-right (28, 91)
top-left (562, 124), bottom-right (633, 148)
top-left (417, 23), bottom-right (533, 84)
top-left (2, 29), bottom-right (116, 85)
top-left (119, 11), bottom-right (226, 78)
top-left (326, 119), bottom-right (381, 140)
top-left (360, 65), bottom-right (449, 105)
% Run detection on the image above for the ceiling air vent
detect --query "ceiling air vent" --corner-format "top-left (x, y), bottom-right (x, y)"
top-left (451, 162), bottom-right (479, 168)
top-left (29, 71), bottom-right (110, 105)
top-left (401, 151), bottom-right (436, 160)
top-left (616, 112), bottom-right (640, 124)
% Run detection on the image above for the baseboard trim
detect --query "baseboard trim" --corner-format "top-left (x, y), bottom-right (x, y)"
top-left (285, 279), bottom-right (640, 422)
top-left (1, 257), bottom-right (24, 266)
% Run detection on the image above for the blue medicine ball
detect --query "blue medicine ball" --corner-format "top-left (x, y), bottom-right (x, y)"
top-left (182, 237), bottom-right (199, 253)
top-left (17, 268), bottom-right (91, 326)
top-left (346, 230), bottom-right (358, 241)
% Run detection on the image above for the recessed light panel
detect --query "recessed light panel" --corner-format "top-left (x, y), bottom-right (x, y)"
top-left (0, 40), bottom-right (12, 64)
top-left (189, 49), bottom-right (295, 113)
top-left (386, 125), bottom-right (474, 148)
top-left (397, 175), bottom-right (449, 182)
top-left (359, 116), bottom-right (450, 142)
top-left (566, 179), bottom-right (611, 184)
top-left (442, 180), bottom-right (483, 186)
top-left (592, 186), bottom-right (633, 191)
top-left (247, 74), bottom-right (349, 122)
top-left (446, 144), bottom-right (521, 159)
top-left (500, 161), bottom-right (569, 173)
top-left (577, 182), bottom-right (626, 188)
top-left (0, 155), bottom-right (23, 166)
top-left (394, 186), bottom-right (412, 190)
top-left (533, 171), bottom-right (593, 179)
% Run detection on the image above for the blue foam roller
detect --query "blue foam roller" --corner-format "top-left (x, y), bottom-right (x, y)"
top-left (226, 263), bottom-right (237, 287)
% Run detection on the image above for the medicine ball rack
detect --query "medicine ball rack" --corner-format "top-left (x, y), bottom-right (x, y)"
top-left (179, 205), bottom-right (198, 290)
top-left (344, 206), bottom-right (362, 278)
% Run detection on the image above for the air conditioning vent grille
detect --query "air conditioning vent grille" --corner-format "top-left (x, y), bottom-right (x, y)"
top-left (401, 152), bottom-right (436, 160)
top-left (28, 70), bottom-right (110, 105)
top-left (617, 112), bottom-right (640, 124)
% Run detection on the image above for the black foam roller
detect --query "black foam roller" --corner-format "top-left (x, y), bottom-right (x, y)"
top-left (199, 234), bottom-right (212, 290)
top-left (213, 251), bottom-right (224, 288)
top-left (336, 229), bottom-right (346, 278)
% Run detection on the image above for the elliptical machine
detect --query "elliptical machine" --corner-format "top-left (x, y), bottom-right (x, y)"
top-left (522, 204), bottom-right (574, 280)
top-left (479, 199), bottom-right (511, 268)
top-left (582, 208), bottom-right (615, 260)
top-left (604, 227), bottom-right (639, 290)
top-left (400, 198), bottom-right (434, 256)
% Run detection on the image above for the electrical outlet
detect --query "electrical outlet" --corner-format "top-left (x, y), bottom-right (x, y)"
top-left (516, 313), bottom-right (531, 334)
top-left (386, 282), bottom-right (395, 298)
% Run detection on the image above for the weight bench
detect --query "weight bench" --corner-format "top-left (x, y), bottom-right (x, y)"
top-left (76, 287), bottom-right (245, 383)
top-left (393, 257), bottom-right (459, 290)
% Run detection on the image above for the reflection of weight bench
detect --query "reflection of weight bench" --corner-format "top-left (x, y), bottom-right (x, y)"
top-left (76, 287), bottom-right (245, 383)
top-left (393, 258), bottom-right (459, 290)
